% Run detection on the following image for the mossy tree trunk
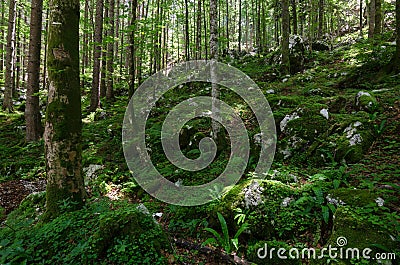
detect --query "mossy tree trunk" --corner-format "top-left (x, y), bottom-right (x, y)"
top-left (44, 0), bottom-right (85, 221)
top-left (25, 0), bottom-right (44, 142)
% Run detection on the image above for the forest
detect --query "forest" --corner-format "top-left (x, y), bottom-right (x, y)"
top-left (0, 0), bottom-right (399, 263)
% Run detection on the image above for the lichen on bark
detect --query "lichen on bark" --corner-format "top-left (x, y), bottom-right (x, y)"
top-left (43, 0), bottom-right (85, 221)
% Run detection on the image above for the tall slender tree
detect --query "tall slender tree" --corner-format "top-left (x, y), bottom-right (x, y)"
top-left (25, 0), bottom-right (44, 142)
top-left (210, 0), bottom-right (222, 149)
top-left (106, 0), bottom-right (115, 101)
top-left (128, 0), bottom-right (138, 98)
top-left (44, 0), bottom-right (85, 221)
top-left (374, 0), bottom-right (382, 35)
top-left (368, 0), bottom-right (375, 38)
top-left (282, 0), bottom-right (290, 74)
top-left (89, 0), bottom-right (104, 112)
top-left (3, 0), bottom-right (17, 112)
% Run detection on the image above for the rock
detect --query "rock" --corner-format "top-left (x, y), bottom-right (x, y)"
top-left (320, 108), bottom-right (329, 120)
top-left (312, 40), bottom-right (330, 51)
top-left (322, 206), bottom-right (398, 264)
top-left (83, 164), bottom-right (104, 185)
top-left (355, 91), bottom-right (379, 113)
top-left (215, 179), bottom-right (294, 239)
top-left (289, 35), bottom-right (306, 74)
top-left (334, 119), bottom-right (375, 164)
top-left (280, 111), bottom-right (301, 132)
top-left (94, 203), bottom-right (170, 257)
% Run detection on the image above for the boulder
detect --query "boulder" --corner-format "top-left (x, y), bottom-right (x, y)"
top-left (354, 91), bottom-right (379, 113)
top-left (312, 40), bottom-right (330, 51)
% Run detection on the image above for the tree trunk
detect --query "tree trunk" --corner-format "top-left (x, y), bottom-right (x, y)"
top-left (210, 0), bottom-right (222, 149)
top-left (128, 0), bottom-right (138, 98)
top-left (185, 0), bottom-right (190, 61)
top-left (100, 3), bottom-right (108, 98)
top-left (238, 0), bottom-right (242, 52)
top-left (360, 0), bottom-right (363, 37)
top-left (389, 0), bottom-right (400, 72)
top-left (3, 0), bottom-right (17, 112)
top-left (89, 0), bottom-right (104, 112)
top-left (292, 0), bottom-right (298, 35)
top-left (374, 0), bottom-right (381, 35)
top-left (368, 0), bottom-right (375, 38)
top-left (0, 0), bottom-right (4, 74)
top-left (196, 0), bottom-right (202, 59)
top-left (44, 0), bottom-right (85, 221)
top-left (318, 0), bottom-right (324, 38)
top-left (25, 0), bottom-right (44, 142)
top-left (282, 0), bottom-right (290, 74)
top-left (106, 0), bottom-right (115, 101)
top-left (226, 0), bottom-right (230, 51)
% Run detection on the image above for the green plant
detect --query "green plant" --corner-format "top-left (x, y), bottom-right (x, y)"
top-left (202, 212), bottom-right (249, 254)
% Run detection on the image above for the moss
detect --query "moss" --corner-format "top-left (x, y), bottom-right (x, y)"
top-left (93, 205), bottom-right (169, 257)
top-left (328, 188), bottom-right (376, 207)
top-left (324, 206), bottom-right (398, 264)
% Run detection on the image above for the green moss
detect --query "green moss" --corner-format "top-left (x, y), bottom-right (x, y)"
top-left (328, 188), bottom-right (376, 207)
top-left (325, 207), bottom-right (398, 263)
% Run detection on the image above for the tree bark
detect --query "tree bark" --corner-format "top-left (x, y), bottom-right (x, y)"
top-left (368, 0), bottom-right (375, 38)
top-left (128, 0), bottom-right (138, 98)
top-left (25, 0), bottom-right (44, 142)
top-left (210, 0), bottom-right (223, 150)
top-left (282, 0), bottom-right (290, 74)
top-left (100, 3), bottom-right (108, 98)
top-left (318, 0), bottom-right (324, 38)
top-left (389, 0), bottom-right (400, 72)
top-left (185, 0), bottom-right (190, 61)
top-left (44, 0), bottom-right (85, 221)
top-left (3, 0), bottom-right (17, 112)
top-left (0, 0), bottom-right (4, 74)
top-left (292, 0), bottom-right (298, 35)
top-left (238, 0), bottom-right (242, 52)
top-left (374, 0), bottom-right (381, 35)
top-left (106, 0), bottom-right (115, 101)
top-left (89, 0), bottom-right (104, 112)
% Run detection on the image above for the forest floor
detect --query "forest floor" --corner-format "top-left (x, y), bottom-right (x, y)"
top-left (1, 36), bottom-right (400, 264)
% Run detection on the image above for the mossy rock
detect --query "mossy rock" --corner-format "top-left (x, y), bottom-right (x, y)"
top-left (214, 179), bottom-right (295, 239)
top-left (277, 103), bottom-right (330, 162)
top-left (93, 205), bottom-right (170, 257)
top-left (333, 121), bottom-right (375, 164)
top-left (247, 240), bottom-right (302, 264)
top-left (328, 188), bottom-right (377, 207)
top-left (320, 206), bottom-right (398, 264)
top-left (354, 91), bottom-right (380, 113)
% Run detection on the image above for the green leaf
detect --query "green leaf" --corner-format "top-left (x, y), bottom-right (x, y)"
top-left (201, 237), bottom-right (217, 247)
top-left (322, 205), bottom-right (330, 223)
top-left (204, 227), bottom-right (224, 246)
top-left (233, 222), bottom-right (249, 239)
top-left (217, 213), bottom-right (230, 248)
top-left (333, 179), bottom-right (341, 189)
